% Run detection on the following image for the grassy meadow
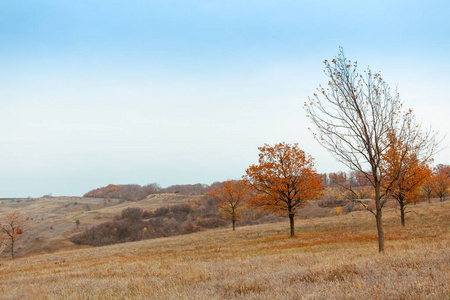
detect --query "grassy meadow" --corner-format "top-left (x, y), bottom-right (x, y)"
top-left (0, 200), bottom-right (448, 299)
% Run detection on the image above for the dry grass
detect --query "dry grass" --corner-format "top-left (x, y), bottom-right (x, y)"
top-left (0, 201), bottom-right (448, 299)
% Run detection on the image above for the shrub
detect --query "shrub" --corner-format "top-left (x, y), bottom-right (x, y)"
top-left (121, 207), bottom-right (143, 222)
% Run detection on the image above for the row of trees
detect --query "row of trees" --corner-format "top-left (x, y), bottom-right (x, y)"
top-left (322, 165), bottom-right (449, 203)
top-left (211, 142), bottom-right (447, 240)
top-left (213, 48), bottom-right (444, 253)
top-left (422, 164), bottom-right (450, 202)
top-left (83, 183), bottom-right (160, 201)
top-left (83, 183), bottom-right (224, 201)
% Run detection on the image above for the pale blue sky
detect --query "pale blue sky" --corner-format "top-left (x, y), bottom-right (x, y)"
top-left (0, 1), bottom-right (449, 197)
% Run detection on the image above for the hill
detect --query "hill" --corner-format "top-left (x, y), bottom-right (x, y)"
top-left (0, 200), bottom-right (448, 299)
top-left (0, 193), bottom-right (197, 256)
top-left (0, 192), bottom-right (344, 256)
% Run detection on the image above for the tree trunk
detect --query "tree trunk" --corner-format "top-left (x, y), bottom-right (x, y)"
top-left (400, 201), bottom-right (406, 227)
top-left (232, 208), bottom-right (236, 231)
top-left (289, 211), bottom-right (295, 237)
top-left (11, 239), bottom-right (15, 259)
top-left (375, 208), bottom-right (384, 253)
top-left (375, 186), bottom-right (384, 253)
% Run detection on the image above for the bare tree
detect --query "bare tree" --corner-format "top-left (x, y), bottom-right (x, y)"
top-left (0, 211), bottom-right (31, 259)
top-left (305, 47), bottom-right (441, 252)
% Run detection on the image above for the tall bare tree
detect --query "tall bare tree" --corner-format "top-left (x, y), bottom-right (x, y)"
top-left (305, 47), bottom-right (441, 252)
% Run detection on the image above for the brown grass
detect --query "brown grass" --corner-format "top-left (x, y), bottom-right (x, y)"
top-left (0, 201), bottom-right (448, 299)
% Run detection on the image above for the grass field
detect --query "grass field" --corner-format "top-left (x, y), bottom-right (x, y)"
top-left (0, 200), bottom-right (448, 299)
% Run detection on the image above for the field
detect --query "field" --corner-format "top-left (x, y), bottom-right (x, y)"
top-left (0, 200), bottom-right (448, 299)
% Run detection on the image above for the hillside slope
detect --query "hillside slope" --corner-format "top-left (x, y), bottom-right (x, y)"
top-left (0, 201), bottom-right (448, 299)
top-left (0, 193), bottom-right (198, 256)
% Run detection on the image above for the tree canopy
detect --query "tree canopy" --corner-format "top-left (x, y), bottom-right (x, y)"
top-left (245, 142), bottom-right (324, 237)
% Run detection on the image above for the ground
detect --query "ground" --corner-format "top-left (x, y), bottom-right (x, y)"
top-left (0, 200), bottom-right (448, 299)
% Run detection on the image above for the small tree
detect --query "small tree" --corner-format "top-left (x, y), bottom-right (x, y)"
top-left (382, 134), bottom-right (432, 226)
top-left (245, 143), bottom-right (324, 237)
top-left (210, 180), bottom-right (249, 231)
top-left (433, 172), bottom-right (449, 201)
top-left (76, 219), bottom-right (80, 229)
top-left (0, 211), bottom-right (31, 259)
top-left (421, 175), bottom-right (435, 203)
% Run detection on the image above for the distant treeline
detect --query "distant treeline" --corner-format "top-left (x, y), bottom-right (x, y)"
top-left (83, 171), bottom-right (373, 203)
top-left (83, 182), bottom-right (226, 202)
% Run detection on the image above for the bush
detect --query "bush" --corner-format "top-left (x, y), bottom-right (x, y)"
top-left (121, 207), bottom-right (143, 222)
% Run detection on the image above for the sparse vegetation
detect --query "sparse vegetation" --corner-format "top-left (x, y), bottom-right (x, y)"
top-left (70, 195), bottom-right (283, 247)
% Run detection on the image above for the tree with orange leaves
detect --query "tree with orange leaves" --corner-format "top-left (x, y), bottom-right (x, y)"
top-left (421, 175), bottom-right (435, 203)
top-left (210, 180), bottom-right (249, 231)
top-left (382, 134), bottom-right (432, 226)
top-left (0, 211), bottom-right (31, 259)
top-left (244, 143), bottom-right (324, 237)
top-left (433, 170), bottom-right (449, 202)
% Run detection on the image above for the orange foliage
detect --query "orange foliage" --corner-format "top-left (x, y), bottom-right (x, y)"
top-left (0, 211), bottom-right (31, 259)
top-left (84, 184), bottom-right (120, 198)
top-left (420, 164), bottom-right (450, 202)
top-left (433, 171), bottom-right (449, 201)
top-left (435, 164), bottom-right (450, 177)
top-left (84, 183), bottom-right (160, 201)
top-left (244, 143), bottom-right (324, 237)
top-left (382, 134), bottom-right (432, 225)
top-left (209, 180), bottom-right (249, 231)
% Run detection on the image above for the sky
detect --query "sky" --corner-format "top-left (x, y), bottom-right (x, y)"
top-left (0, 0), bottom-right (449, 197)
